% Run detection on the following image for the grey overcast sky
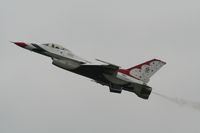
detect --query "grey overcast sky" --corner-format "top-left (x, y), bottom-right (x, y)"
top-left (1, 0), bottom-right (200, 133)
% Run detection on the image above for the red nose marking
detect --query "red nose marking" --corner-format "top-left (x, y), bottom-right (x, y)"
top-left (13, 42), bottom-right (28, 48)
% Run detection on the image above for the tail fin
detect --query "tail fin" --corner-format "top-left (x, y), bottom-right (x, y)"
top-left (120, 59), bottom-right (166, 83)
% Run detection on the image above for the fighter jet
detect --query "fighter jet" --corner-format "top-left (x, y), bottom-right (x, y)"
top-left (13, 42), bottom-right (166, 99)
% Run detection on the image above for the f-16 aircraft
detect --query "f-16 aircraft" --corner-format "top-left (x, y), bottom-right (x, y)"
top-left (13, 42), bottom-right (166, 99)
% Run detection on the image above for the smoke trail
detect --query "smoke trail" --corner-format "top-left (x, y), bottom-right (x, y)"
top-left (152, 91), bottom-right (200, 111)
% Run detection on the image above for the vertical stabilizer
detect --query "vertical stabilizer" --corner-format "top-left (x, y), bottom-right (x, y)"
top-left (119, 59), bottom-right (166, 83)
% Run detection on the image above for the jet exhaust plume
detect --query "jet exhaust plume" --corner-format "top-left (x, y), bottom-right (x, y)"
top-left (152, 91), bottom-right (200, 111)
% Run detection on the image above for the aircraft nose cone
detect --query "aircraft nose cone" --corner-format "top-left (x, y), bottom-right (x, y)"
top-left (13, 42), bottom-right (28, 48)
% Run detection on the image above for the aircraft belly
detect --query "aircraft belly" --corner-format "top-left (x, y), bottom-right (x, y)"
top-left (52, 58), bottom-right (81, 70)
top-left (117, 72), bottom-right (144, 85)
top-left (103, 74), bottom-right (127, 85)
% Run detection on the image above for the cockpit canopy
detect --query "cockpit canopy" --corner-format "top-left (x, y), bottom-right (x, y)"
top-left (42, 43), bottom-right (70, 52)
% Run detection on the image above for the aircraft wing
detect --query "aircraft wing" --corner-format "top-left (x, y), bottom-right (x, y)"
top-left (95, 59), bottom-right (120, 68)
top-left (71, 64), bottom-right (120, 85)
top-left (86, 59), bottom-right (120, 74)
top-left (79, 64), bottom-right (119, 75)
top-left (75, 58), bottom-right (120, 74)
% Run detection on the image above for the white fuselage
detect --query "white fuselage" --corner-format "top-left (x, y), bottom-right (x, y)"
top-left (38, 44), bottom-right (88, 63)
top-left (32, 43), bottom-right (144, 86)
